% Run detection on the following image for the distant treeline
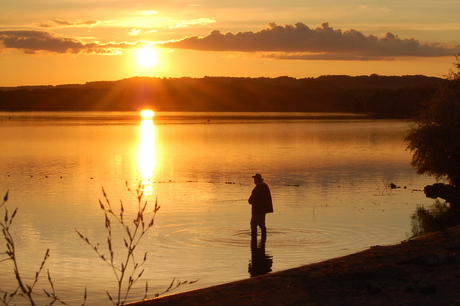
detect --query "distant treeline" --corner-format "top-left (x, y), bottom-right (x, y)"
top-left (0, 75), bottom-right (445, 118)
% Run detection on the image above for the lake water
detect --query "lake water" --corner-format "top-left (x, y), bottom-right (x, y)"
top-left (0, 112), bottom-right (437, 305)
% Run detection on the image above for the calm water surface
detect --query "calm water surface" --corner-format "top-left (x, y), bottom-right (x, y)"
top-left (0, 112), bottom-right (436, 305)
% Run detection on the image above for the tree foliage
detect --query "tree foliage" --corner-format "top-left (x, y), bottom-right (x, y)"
top-left (406, 54), bottom-right (460, 186)
top-left (0, 75), bottom-right (443, 117)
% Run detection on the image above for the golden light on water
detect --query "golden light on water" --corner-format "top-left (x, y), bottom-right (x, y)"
top-left (138, 117), bottom-right (157, 195)
top-left (140, 109), bottom-right (155, 119)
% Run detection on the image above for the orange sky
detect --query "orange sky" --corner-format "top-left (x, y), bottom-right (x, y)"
top-left (1, 1), bottom-right (459, 86)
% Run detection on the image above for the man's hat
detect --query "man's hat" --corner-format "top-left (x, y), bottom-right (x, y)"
top-left (252, 173), bottom-right (264, 180)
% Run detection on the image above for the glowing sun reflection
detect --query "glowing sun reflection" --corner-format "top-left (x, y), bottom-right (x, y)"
top-left (140, 109), bottom-right (155, 119)
top-left (138, 116), bottom-right (157, 195)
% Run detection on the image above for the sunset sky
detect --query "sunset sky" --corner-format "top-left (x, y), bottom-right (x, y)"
top-left (1, 0), bottom-right (459, 86)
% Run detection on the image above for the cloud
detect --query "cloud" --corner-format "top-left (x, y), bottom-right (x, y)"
top-left (169, 18), bottom-right (216, 29)
top-left (261, 52), bottom-right (390, 61)
top-left (2, 22), bottom-right (458, 60)
top-left (0, 30), bottom-right (139, 55)
top-left (160, 22), bottom-right (460, 60)
top-left (129, 28), bottom-right (142, 36)
top-left (140, 10), bottom-right (159, 16)
top-left (38, 19), bottom-right (101, 28)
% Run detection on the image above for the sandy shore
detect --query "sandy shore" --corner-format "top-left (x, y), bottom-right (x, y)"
top-left (128, 225), bottom-right (460, 305)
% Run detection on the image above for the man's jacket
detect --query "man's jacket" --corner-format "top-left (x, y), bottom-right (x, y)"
top-left (248, 181), bottom-right (274, 215)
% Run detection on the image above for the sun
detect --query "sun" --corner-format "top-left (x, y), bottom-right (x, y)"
top-left (136, 47), bottom-right (158, 68)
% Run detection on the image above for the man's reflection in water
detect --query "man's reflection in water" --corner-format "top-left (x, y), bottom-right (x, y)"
top-left (248, 236), bottom-right (273, 277)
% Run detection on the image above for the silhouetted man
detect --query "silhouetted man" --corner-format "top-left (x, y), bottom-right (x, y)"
top-left (248, 173), bottom-right (273, 241)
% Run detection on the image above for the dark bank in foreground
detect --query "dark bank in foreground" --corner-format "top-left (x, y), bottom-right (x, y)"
top-left (129, 225), bottom-right (460, 305)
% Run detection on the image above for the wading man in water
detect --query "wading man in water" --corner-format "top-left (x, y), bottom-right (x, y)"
top-left (248, 173), bottom-right (273, 241)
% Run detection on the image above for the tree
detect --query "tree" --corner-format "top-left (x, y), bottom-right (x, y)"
top-left (406, 54), bottom-right (460, 187)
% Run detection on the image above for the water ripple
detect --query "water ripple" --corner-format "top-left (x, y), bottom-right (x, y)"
top-left (153, 222), bottom-right (396, 253)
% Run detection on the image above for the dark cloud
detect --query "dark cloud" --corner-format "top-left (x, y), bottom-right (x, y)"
top-left (38, 19), bottom-right (101, 28)
top-left (2, 22), bottom-right (458, 60)
top-left (160, 22), bottom-right (460, 60)
top-left (261, 52), bottom-right (390, 61)
top-left (0, 30), bottom-right (137, 54)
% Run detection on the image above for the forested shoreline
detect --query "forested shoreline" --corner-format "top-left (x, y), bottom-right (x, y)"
top-left (0, 75), bottom-right (445, 118)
